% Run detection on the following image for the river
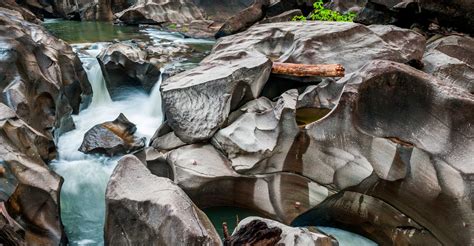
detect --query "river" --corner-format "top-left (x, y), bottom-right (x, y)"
top-left (43, 20), bottom-right (376, 246)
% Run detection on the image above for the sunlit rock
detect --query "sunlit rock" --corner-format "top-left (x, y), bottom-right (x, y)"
top-left (79, 113), bottom-right (146, 156)
top-left (230, 217), bottom-right (337, 246)
top-left (105, 155), bottom-right (221, 245)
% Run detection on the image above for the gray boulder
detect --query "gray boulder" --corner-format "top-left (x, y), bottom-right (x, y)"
top-left (98, 42), bottom-right (162, 98)
top-left (79, 113), bottom-right (146, 156)
top-left (423, 35), bottom-right (474, 93)
top-left (162, 51), bottom-right (272, 143)
top-left (105, 155), bottom-right (221, 245)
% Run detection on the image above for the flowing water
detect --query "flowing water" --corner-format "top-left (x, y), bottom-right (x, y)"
top-left (45, 21), bottom-right (214, 245)
top-left (45, 20), bottom-right (376, 246)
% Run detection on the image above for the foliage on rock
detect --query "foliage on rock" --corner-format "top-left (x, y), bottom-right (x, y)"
top-left (293, 0), bottom-right (356, 22)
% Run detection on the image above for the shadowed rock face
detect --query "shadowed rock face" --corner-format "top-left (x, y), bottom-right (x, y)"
top-left (230, 217), bottom-right (337, 246)
top-left (423, 35), bottom-right (474, 94)
top-left (79, 114), bottom-right (146, 156)
top-left (17, 0), bottom-right (115, 20)
top-left (0, 9), bottom-right (92, 138)
top-left (0, 103), bottom-right (66, 245)
top-left (98, 43), bottom-right (162, 98)
top-left (327, 0), bottom-right (474, 34)
top-left (105, 155), bottom-right (221, 245)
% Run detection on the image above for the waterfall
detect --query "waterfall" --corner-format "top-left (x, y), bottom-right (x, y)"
top-left (148, 67), bottom-right (164, 117)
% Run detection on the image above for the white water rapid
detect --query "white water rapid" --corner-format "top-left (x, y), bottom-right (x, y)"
top-left (51, 44), bottom-right (163, 246)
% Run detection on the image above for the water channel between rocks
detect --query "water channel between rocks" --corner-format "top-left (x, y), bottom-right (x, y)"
top-left (44, 20), bottom-right (376, 246)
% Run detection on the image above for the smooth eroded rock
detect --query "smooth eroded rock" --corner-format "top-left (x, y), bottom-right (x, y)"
top-left (105, 155), bottom-right (221, 245)
top-left (79, 113), bottom-right (145, 156)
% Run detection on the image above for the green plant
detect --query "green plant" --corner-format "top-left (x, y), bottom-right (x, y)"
top-left (292, 0), bottom-right (356, 22)
top-left (168, 23), bottom-right (177, 29)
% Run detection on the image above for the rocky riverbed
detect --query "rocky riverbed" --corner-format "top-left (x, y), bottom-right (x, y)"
top-left (0, 0), bottom-right (472, 245)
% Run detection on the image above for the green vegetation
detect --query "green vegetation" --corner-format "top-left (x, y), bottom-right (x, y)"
top-left (167, 23), bottom-right (177, 29)
top-left (293, 0), bottom-right (356, 22)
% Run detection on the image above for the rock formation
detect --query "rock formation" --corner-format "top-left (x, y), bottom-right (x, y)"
top-left (229, 217), bottom-right (337, 246)
top-left (0, 103), bottom-right (66, 245)
top-left (98, 42), bottom-right (162, 97)
top-left (162, 21), bottom-right (424, 144)
top-left (105, 155), bottom-right (221, 245)
top-left (423, 35), bottom-right (474, 93)
top-left (0, 8), bottom-right (92, 138)
top-left (79, 114), bottom-right (146, 156)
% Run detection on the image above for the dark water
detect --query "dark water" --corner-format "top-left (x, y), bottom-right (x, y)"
top-left (43, 19), bottom-right (145, 43)
top-left (203, 207), bottom-right (261, 239)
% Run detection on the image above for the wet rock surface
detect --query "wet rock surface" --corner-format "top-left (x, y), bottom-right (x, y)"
top-left (229, 217), bottom-right (337, 246)
top-left (105, 155), bottom-right (221, 245)
top-left (98, 42), bottom-right (162, 97)
top-left (0, 103), bottom-right (66, 245)
top-left (0, 8), bottom-right (92, 138)
top-left (79, 114), bottom-right (146, 156)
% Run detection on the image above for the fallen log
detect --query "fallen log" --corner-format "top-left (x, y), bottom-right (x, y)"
top-left (272, 62), bottom-right (345, 77)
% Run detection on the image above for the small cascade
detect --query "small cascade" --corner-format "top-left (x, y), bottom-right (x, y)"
top-left (79, 43), bottom-right (112, 108)
top-left (148, 67), bottom-right (165, 117)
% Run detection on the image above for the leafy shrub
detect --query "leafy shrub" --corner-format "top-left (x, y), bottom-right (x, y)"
top-left (292, 0), bottom-right (356, 22)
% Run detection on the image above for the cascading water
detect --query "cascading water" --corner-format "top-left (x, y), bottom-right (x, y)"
top-left (52, 44), bottom-right (164, 246)
top-left (148, 67), bottom-right (164, 116)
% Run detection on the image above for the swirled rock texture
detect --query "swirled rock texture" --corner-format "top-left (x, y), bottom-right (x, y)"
top-left (423, 35), bottom-right (474, 93)
top-left (0, 103), bottom-right (66, 245)
top-left (0, 9), bottom-right (92, 137)
top-left (105, 155), bottom-right (221, 245)
top-left (162, 21), bottom-right (424, 144)
top-left (230, 217), bottom-right (337, 246)
top-left (79, 114), bottom-right (146, 156)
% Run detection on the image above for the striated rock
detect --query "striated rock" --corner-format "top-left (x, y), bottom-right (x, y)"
top-left (292, 191), bottom-right (441, 245)
top-left (79, 114), bottom-right (145, 156)
top-left (0, 103), bottom-right (66, 245)
top-left (0, 1), bottom-right (40, 23)
top-left (0, 8), bottom-right (92, 138)
top-left (423, 35), bottom-right (474, 93)
top-left (163, 21), bottom-right (424, 144)
top-left (17, 0), bottom-right (115, 20)
top-left (161, 144), bottom-right (332, 225)
top-left (162, 51), bottom-right (272, 143)
top-left (212, 90), bottom-right (300, 173)
top-left (230, 217), bottom-right (337, 246)
top-left (98, 42), bottom-right (162, 97)
top-left (105, 155), bottom-right (221, 245)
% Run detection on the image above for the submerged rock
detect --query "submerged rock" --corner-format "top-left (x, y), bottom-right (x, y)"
top-left (229, 217), bottom-right (337, 246)
top-left (423, 35), bottom-right (474, 93)
top-left (98, 42), bottom-right (162, 97)
top-left (79, 114), bottom-right (146, 156)
top-left (105, 155), bottom-right (221, 245)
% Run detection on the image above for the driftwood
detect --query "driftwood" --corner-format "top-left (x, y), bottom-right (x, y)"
top-left (224, 220), bottom-right (282, 246)
top-left (272, 62), bottom-right (345, 77)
